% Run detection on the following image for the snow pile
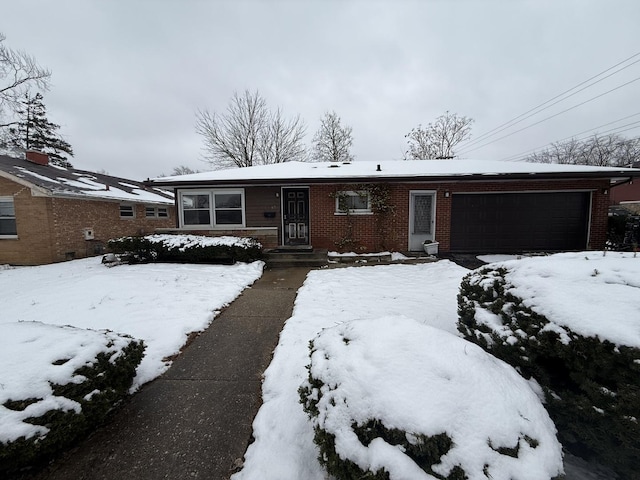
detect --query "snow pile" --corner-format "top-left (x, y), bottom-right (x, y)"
top-left (233, 262), bottom-right (468, 480)
top-left (0, 258), bottom-right (263, 389)
top-left (145, 233), bottom-right (260, 250)
top-left (302, 316), bottom-right (564, 479)
top-left (494, 252), bottom-right (640, 348)
top-left (0, 321), bottom-right (136, 443)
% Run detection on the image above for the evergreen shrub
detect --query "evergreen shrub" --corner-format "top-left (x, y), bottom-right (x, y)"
top-left (457, 266), bottom-right (640, 480)
top-left (0, 337), bottom-right (144, 476)
top-left (107, 235), bottom-right (262, 264)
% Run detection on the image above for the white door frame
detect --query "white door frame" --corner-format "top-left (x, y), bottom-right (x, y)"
top-left (408, 190), bottom-right (436, 251)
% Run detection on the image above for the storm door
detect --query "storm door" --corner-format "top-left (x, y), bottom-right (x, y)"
top-left (282, 188), bottom-right (310, 246)
top-left (409, 191), bottom-right (436, 251)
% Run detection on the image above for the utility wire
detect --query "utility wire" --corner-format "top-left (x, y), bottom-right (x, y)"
top-left (498, 112), bottom-right (640, 161)
top-left (457, 75), bottom-right (640, 156)
top-left (456, 51), bottom-right (640, 153)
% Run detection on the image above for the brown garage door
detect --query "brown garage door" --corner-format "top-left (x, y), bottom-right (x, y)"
top-left (450, 192), bottom-right (591, 253)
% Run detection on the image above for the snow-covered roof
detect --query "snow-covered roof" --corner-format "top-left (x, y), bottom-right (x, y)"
top-left (0, 153), bottom-right (173, 204)
top-left (151, 159), bottom-right (640, 186)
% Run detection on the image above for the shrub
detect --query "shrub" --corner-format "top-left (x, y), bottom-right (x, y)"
top-left (457, 265), bottom-right (640, 480)
top-left (300, 317), bottom-right (563, 480)
top-left (107, 234), bottom-right (262, 264)
top-left (0, 325), bottom-right (144, 477)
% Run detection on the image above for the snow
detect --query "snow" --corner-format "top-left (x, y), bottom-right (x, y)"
top-left (233, 262), bottom-right (470, 480)
top-left (492, 252), bottom-right (640, 348)
top-left (0, 258), bottom-right (263, 442)
top-left (306, 316), bottom-right (563, 479)
top-left (152, 159), bottom-right (637, 183)
top-left (143, 233), bottom-right (259, 249)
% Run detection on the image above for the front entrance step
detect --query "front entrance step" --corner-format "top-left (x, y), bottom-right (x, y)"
top-left (263, 248), bottom-right (328, 268)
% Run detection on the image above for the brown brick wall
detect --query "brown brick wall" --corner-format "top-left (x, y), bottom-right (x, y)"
top-left (308, 179), bottom-right (611, 253)
top-left (0, 175), bottom-right (175, 265)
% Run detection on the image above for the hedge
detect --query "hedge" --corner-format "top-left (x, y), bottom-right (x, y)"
top-left (457, 265), bottom-right (640, 480)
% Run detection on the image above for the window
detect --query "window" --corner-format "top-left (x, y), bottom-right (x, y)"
top-left (145, 206), bottom-right (170, 218)
top-left (119, 204), bottom-right (135, 218)
top-left (180, 190), bottom-right (244, 228)
top-left (0, 197), bottom-right (17, 236)
top-left (335, 191), bottom-right (371, 214)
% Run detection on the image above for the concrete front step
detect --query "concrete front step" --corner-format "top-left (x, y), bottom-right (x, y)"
top-left (263, 248), bottom-right (328, 268)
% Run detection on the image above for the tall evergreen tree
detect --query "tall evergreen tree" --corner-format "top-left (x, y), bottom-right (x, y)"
top-left (8, 92), bottom-right (73, 167)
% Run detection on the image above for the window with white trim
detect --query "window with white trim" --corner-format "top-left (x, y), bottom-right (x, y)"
top-left (145, 206), bottom-right (170, 218)
top-left (119, 204), bottom-right (135, 218)
top-left (180, 190), bottom-right (244, 228)
top-left (0, 196), bottom-right (17, 236)
top-left (335, 191), bottom-right (371, 214)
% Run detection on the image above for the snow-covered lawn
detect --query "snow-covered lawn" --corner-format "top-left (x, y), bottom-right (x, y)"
top-left (0, 258), bottom-right (263, 430)
top-left (234, 253), bottom-right (640, 479)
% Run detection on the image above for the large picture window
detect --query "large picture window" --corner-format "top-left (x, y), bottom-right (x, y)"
top-left (180, 190), bottom-right (245, 228)
top-left (0, 197), bottom-right (17, 236)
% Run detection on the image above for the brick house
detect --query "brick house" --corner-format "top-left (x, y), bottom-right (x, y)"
top-left (0, 150), bottom-right (175, 265)
top-left (149, 160), bottom-right (640, 254)
top-left (610, 161), bottom-right (640, 213)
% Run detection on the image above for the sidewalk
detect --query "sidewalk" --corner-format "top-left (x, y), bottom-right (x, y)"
top-left (29, 266), bottom-right (312, 480)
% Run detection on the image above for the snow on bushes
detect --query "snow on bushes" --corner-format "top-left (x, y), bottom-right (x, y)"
top-left (107, 234), bottom-right (262, 264)
top-left (300, 316), bottom-right (564, 480)
top-left (0, 321), bottom-right (144, 475)
top-left (457, 252), bottom-right (640, 480)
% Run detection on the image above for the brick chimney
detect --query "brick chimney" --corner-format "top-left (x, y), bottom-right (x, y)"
top-left (25, 150), bottom-right (49, 166)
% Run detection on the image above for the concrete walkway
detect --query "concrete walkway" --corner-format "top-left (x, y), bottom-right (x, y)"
top-left (29, 267), bottom-right (312, 480)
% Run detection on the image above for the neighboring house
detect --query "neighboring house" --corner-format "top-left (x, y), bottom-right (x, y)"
top-left (0, 150), bottom-right (175, 265)
top-left (610, 161), bottom-right (640, 212)
top-left (149, 159), bottom-right (640, 254)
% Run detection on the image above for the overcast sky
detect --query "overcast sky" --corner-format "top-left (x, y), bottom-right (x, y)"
top-left (3, 0), bottom-right (639, 179)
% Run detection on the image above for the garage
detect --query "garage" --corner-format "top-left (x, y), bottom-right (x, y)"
top-left (450, 192), bottom-right (591, 253)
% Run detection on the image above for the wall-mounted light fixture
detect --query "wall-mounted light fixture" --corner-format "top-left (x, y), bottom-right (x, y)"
top-left (602, 188), bottom-right (609, 195)
top-left (444, 190), bottom-right (450, 198)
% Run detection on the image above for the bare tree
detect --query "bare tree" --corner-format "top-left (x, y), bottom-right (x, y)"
top-left (526, 134), bottom-right (640, 167)
top-left (312, 111), bottom-right (354, 162)
top-left (0, 33), bottom-right (51, 128)
top-left (196, 90), bottom-right (306, 169)
top-left (171, 165), bottom-right (199, 175)
top-left (259, 108), bottom-right (306, 164)
top-left (405, 111), bottom-right (473, 159)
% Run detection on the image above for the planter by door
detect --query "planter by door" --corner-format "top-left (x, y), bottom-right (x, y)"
top-left (282, 187), bottom-right (310, 246)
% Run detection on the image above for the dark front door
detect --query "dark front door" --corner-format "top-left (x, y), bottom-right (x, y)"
top-left (283, 188), bottom-right (310, 246)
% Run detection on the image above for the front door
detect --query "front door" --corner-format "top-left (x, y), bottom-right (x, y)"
top-left (282, 188), bottom-right (310, 246)
top-left (409, 191), bottom-right (436, 251)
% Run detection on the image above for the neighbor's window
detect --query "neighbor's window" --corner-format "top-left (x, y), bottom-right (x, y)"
top-left (145, 206), bottom-right (170, 218)
top-left (0, 197), bottom-right (17, 236)
top-left (181, 190), bottom-right (244, 228)
top-left (119, 204), bottom-right (135, 218)
top-left (335, 191), bottom-right (371, 214)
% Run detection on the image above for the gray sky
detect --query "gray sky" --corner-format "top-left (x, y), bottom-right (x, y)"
top-left (3, 0), bottom-right (639, 179)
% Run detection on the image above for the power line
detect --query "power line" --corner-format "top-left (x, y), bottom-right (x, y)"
top-left (498, 112), bottom-right (640, 161)
top-left (457, 75), bottom-right (640, 156)
top-left (456, 51), bottom-right (640, 153)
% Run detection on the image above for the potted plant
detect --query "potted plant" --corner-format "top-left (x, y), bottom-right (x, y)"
top-left (423, 240), bottom-right (439, 255)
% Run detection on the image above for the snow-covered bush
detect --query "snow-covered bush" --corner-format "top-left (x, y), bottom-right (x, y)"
top-left (107, 234), bottom-right (262, 264)
top-left (300, 316), bottom-right (564, 480)
top-left (0, 322), bottom-right (144, 475)
top-left (457, 253), bottom-right (640, 480)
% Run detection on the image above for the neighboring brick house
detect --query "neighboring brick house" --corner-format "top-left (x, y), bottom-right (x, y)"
top-left (0, 150), bottom-right (175, 265)
top-left (149, 159), bottom-right (640, 255)
top-left (610, 161), bottom-right (640, 213)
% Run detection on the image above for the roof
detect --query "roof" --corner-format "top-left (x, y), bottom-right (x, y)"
top-left (0, 152), bottom-right (174, 205)
top-left (150, 159), bottom-right (640, 187)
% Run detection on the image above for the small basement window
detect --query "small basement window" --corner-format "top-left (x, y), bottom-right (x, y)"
top-left (335, 191), bottom-right (371, 214)
top-left (0, 196), bottom-right (17, 237)
top-left (119, 204), bottom-right (135, 218)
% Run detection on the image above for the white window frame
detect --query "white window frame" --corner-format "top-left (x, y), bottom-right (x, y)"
top-left (179, 189), bottom-right (245, 229)
top-left (335, 190), bottom-right (372, 215)
top-left (145, 206), bottom-right (170, 218)
top-left (0, 196), bottom-right (18, 238)
top-left (119, 204), bottom-right (135, 219)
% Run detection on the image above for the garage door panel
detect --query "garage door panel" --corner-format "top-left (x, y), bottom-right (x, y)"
top-left (450, 192), bottom-right (590, 253)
